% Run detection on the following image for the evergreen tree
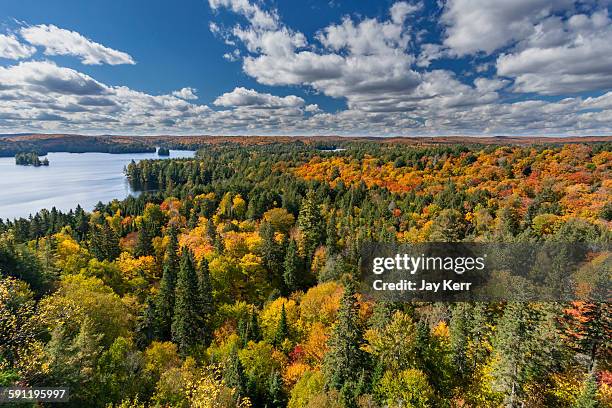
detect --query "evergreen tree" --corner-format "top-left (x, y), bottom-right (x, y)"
top-left (323, 281), bottom-right (368, 407)
top-left (450, 303), bottom-right (472, 384)
top-left (260, 221), bottom-right (284, 286)
top-left (283, 239), bottom-right (301, 293)
top-left (171, 247), bottom-right (201, 354)
top-left (267, 371), bottom-right (286, 408)
top-left (197, 257), bottom-right (214, 347)
top-left (238, 310), bottom-right (261, 347)
top-left (297, 189), bottom-right (323, 262)
top-left (135, 295), bottom-right (157, 348)
top-left (573, 375), bottom-right (599, 408)
top-left (225, 347), bottom-right (248, 402)
top-left (273, 304), bottom-right (288, 347)
top-left (492, 303), bottom-right (563, 407)
top-left (326, 210), bottom-right (339, 255)
top-left (90, 222), bottom-right (120, 262)
top-left (134, 222), bottom-right (153, 257)
top-left (155, 229), bottom-right (179, 340)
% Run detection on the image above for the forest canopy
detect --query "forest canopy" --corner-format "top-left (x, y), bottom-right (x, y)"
top-left (0, 140), bottom-right (610, 407)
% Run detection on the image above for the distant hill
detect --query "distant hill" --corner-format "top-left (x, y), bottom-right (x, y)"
top-left (1, 133), bottom-right (610, 157)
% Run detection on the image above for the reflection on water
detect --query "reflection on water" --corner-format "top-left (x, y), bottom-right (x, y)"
top-left (0, 150), bottom-right (194, 220)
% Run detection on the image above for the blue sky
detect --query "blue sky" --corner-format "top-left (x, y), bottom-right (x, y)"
top-left (0, 0), bottom-right (611, 136)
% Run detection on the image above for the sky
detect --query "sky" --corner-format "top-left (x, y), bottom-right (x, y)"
top-left (0, 0), bottom-right (611, 136)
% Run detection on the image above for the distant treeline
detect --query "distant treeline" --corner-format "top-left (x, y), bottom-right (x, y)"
top-left (0, 134), bottom-right (156, 157)
top-left (2, 133), bottom-right (612, 158)
top-left (15, 152), bottom-right (49, 166)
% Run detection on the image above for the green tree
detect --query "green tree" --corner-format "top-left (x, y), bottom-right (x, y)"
top-left (197, 258), bottom-right (214, 347)
top-left (326, 211), bottom-right (339, 255)
top-left (90, 222), bottom-right (120, 262)
top-left (267, 370), bottom-right (286, 408)
top-left (171, 248), bottom-right (201, 354)
top-left (260, 221), bottom-right (284, 286)
top-left (273, 304), bottom-right (289, 347)
top-left (156, 229), bottom-right (179, 341)
top-left (134, 222), bottom-right (153, 257)
top-left (283, 239), bottom-right (301, 293)
top-left (573, 375), bottom-right (599, 408)
top-left (297, 190), bottom-right (323, 262)
top-left (492, 303), bottom-right (563, 407)
top-left (323, 281), bottom-right (368, 407)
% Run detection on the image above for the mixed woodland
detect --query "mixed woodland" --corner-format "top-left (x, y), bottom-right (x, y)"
top-left (0, 141), bottom-right (611, 407)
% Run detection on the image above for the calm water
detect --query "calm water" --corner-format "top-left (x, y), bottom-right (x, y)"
top-left (0, 150), bottom-right (194, 220)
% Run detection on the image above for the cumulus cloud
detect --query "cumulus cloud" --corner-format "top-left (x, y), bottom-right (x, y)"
top-left (0, 2), bottom-right (611, 136)
top-left (214, 87), bottom-right (304, 108)
top-left (172, 87), bottom-right (198, 100)
top-left (20, 24), bottom-right (135, 65)
top-left (441, 0), bottom-right (571, 56)
top-left (496, 9), bottom-right (612, 94)
top-left (0, 34), bottom-right (36, 59)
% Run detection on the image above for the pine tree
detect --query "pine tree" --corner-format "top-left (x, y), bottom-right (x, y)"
top-left (197, 257), bottom-right (214, 346)
top-left (273, 304), bottom-right (288, 347)
top-left (297, 189), bottom-right (323, 262)
top-left (225, 347), bottom-right (248, 402)
top-left (573, 375), bottom-right (599, 408)
top-left (171, 247), bottom-right (201, 354)
top-left (326, 210), bottom-right (339, 255)
top-left (134, 222), bottom-right (153, 257)
top-left (90, 222), bottom-right (120, 262)
top-left (103, 223), bottom-right (121, 261)
top-left (492, 303), bottom-right (563, 407)
top-left (260, 221), bottom-right (284, 286)
top-left (238, 310), bottom-right (261, 347)
top-left (135, 295), bottom-right (157, 348)
top-left (323, 281), bottom-right (368, 407)
top-left (267, 371), bottom-right (286, 408)
top-left (283, 239), bottom-right (301, 293)
top-left (156, 229), bottom-right (179, 340)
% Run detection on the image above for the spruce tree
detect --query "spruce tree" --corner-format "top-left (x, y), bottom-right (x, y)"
top-left (156, 229), bottom-right (179, 340)
top-left (225, 347), bottom-right (248, 402)
top-left (267, 371), bottom-right (286, 408)
top-left (134, 222), bottom-right (153, 257)
top-left (135, 295), bottom-right (157, 348)
top-left (283, 239), bottom-right (301, 293)
top-left (323, 281), bottom-right (367, 406)
top-left (90, 222), bottom-right (120, 262)
top-left (260, 221), bottom-right (284, 285)
top-left (171, 247), bottom-right (201, 354)
top-left (326, 210), bottom-right (339, 255)
top-left (273, 304), bottom-right (288, 347)
top-left (573, 375), bottom-right (599, 408)
top-left (197, 257), bottom-right (214, 346)
top-left (492, 303), bottom-right (563, 407)
top-left (297, 189), bottom-right (323, 262)
top-left (450, 303), bottom-right (472, 384)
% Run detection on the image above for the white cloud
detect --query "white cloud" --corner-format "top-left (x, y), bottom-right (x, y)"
top-left (0, 34), bottom-right (36, 60)
top-left (1, 2), bottom-right (611, 136)
top-left (172, 87), bottom-right (198, 100)
top-left (390, 1), bottom-right (422, 25)
top-left (214, 87), bottom-right (304, 108)
top-left (441, 0), bottom-right (572, 56)
top-left (496, 9), bottom-right (612, 94)
top-left (20, 24), bottom-right (135, 65)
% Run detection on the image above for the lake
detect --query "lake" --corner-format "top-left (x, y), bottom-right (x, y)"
top-left (0, 150), bottom-right (195, 220)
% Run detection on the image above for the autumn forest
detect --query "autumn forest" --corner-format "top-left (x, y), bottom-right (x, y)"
top-left (1, 140), bottom-right (611, 408)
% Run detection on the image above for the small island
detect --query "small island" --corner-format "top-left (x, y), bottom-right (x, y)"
top-left (157, 147), bottom-right (170, 156)
top-left (15, 152), bottom-right (49, 166)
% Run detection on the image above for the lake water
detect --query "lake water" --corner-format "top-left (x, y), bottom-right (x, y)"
top-left (0, 150), bottom-right (194, 220)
